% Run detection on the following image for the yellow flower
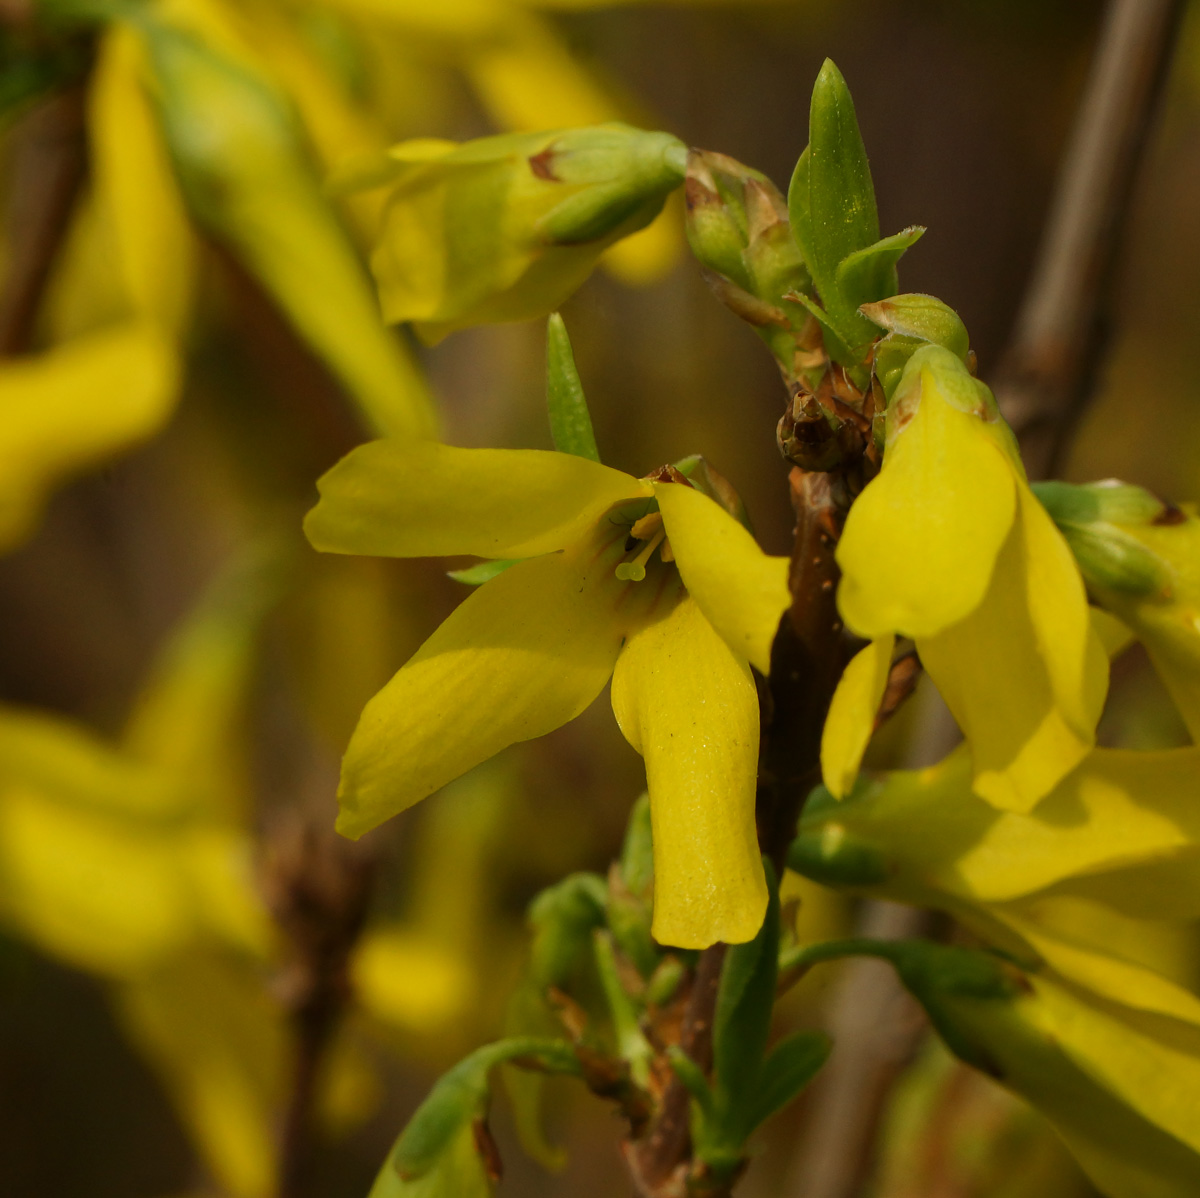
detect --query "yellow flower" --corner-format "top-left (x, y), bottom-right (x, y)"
top-left (790, 745), bottom-right (1200, 1197)
top-left (825, 345), bottom-right (1108, 812)
top-left (305, 440), bottom-right (793, 948)
top-left (351, 125), bottom-right (686, 343)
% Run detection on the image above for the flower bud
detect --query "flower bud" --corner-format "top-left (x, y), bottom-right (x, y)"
top-left (364, 124), bottom-right (687, 342)
top-left (1034, 479), bottom-right (1200, 739)
top-left (684, 149), bottom-right (812, 378)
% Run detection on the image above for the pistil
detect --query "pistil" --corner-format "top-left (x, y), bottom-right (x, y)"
top-left (616, 527), bottom-right (667, 581)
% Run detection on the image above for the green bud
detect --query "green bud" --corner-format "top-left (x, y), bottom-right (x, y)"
top-left (860, 293), bottom-right (970, 363)
top-left (364, 124), bottom-right (686, 342)
top-left (527, 872), bottom-right (608, 989)
top-left (684, 149), bottom-right (812, 376)
top-left (1034, 480), bottom-right (1200, 740)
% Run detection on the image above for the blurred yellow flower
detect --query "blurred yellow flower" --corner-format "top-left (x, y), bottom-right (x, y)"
top-left (306, 439), bottom-right (792, 947)
top-left (791, 745), bottom-right (1200, 1197)
top-left (826, 345), bottom-right (1108, 812)
top-left (352, 124), bottom-right (686, 342)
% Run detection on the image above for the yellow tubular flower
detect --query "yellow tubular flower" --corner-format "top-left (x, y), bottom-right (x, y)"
top-left (790, 746), bottom-right (1200, 1195)
top-left (830, 345), bottom-right (1108, 811)
top-left (305, 440), bottom-right (792, 947)
top-left (356, 124), bottom-right (686, 343)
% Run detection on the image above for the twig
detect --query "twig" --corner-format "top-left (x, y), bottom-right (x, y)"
top-left (627, 942), bottom-right (727, 1197)
top-left (262, 814), bottom-right (376, 1198)
top-left (995, 0), bottom-right (1186, 475)
top-left (0, 81), bottom-right (90, 356)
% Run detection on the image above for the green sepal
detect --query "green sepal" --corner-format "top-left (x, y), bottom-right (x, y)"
top-left (746, 1031), bottom-right (831, 1132)
top-left (860, 293), bottom-right (970, 363)
top-left (388, 1037), bottom-right (581, 1181)
top-left (786, 812), bottom-right (889, 889)
top-left (545, 313), bottom-right (601, 462)
top-left (835, 227), bottom-right (925, 314)
top-left (447, 559), bottom-right (522, 586)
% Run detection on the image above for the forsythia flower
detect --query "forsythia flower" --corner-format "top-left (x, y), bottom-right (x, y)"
top-left (824, 344), bottom-right (1108, 812)
top-left (305, 439), bottom-right (793, 948)
top-left (352, 125), bottom-right (687, 342)
top-left (789, 745), bottom-right (1200, 1198)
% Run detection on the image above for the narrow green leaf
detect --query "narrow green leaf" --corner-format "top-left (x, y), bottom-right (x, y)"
top-left (392, 1037), bottom-right (580, 1179)
top-left (805, 59), bottom-right (879, 300)
top-left (618, 792), bottom-right (654, 896)
top-left (593, 930), bottom-right (654, 1086)
top-left (786, 146), bottom-right (813, 276)
top-left (666, 1045), bottom-right (715, 1118)
top-left (447, 559), bottom-right (521, 586)
top-left (747, 1031), bottom-right (831, 1132)
top-left (835, 226), bottom-right (925, 314)
top-left (711, 860), bottom-right (779, 1113)
top-left (546, 314), bottom-right (600, 462)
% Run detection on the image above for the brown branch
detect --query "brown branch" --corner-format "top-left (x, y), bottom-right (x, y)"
top-left (262, 814), bottom-right (376, 1198)
top-left (0, 80), bottom-right (90, 356)
top-left (995, 0), bottom-right (1186, 476)
top-left (626, 942), bottom-right (727, 1197)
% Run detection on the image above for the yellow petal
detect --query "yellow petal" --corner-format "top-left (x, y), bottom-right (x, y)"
top-left (306, 439), bottom-right (648, 561)
top-left (462, 11), bottom-right (617, 131)
top-left (115, 950), bottom-right (286, 1198)
top-left (138, 9), bottom-right (437, 439)
top-left (610, 597), bottom-right (767, 949)
top-left (352, 928), bottom-right (473, 1034)
top-left (0, 785), bottom-right (192, 976)
top-left (337, 545), bottom-right (629, 838)
top-left (835, 353), bottom-right (1017, 639)
top-left (821, 634), bottom-right (895, 798)
top-left (0, 322), bottom-right (178, 553)
top-left (1018, 483), bottom-right (1109, 738)
top-left (91, 26), bottom-right (195, 333)
top-left (654, 480), bottom-right (790, 675)
top-left (918, 501), bottom-right (1106, 813)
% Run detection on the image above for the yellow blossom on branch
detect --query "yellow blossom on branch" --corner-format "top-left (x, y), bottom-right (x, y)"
top-left (825, 344), bottom-right (1108, 812)
top-left (305, 439), bottom-right (792, 948)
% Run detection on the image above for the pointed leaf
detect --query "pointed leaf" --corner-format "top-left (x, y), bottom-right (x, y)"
top-left (747, 1031), bottom-right (831, 1132)
top-left (545, 314), bottom-right (600, 462)
top-left (835, 226), bottom-right (925, 313)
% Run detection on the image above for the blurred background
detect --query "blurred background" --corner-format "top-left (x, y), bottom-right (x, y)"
top-left (0, 0), bottom-right (1197, 1195)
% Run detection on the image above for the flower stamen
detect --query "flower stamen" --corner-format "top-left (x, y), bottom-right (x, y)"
top-left (616, 527), bottom-right (667, 581)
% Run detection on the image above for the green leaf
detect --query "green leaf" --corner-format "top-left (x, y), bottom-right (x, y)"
top-left (447, 559), bottom-right (521, 586)
top-left (391, 1037), bottom-right (580, 1180)
top-left (667, 1045), bottom-right (715, 1117)
top-left (545, 314), bottom-right (601, 462)
top-left (618, 792), bottom-right (654, 896)
top-left (786, 146), bottom-right (813, 280)
top-left (747, 1031), bottom-right (831, 1132)
top-left (804, 59), bottom-right (880, 303)
top-left (711, 860), bottom-right (779, 1117)
top-left (835, 226), bottom-right (925, 314)
top-left (593, 930), bottom-right (654, 1086)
